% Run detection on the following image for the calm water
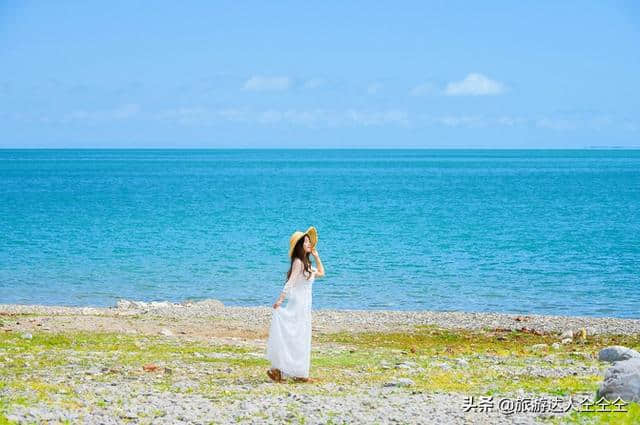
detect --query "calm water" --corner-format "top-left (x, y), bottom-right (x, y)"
top-left (1, 149), bottom-right (639, 318)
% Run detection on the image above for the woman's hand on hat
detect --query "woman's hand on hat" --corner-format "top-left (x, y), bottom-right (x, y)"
top-left (311, 248), bottom-right (318, 257)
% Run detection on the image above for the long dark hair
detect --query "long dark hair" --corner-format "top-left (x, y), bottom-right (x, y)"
top-left (286, 235), bottom-right (313, 282)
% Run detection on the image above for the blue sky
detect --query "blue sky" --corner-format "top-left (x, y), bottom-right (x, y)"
top-left (1, 1), bottom-right (639, 148)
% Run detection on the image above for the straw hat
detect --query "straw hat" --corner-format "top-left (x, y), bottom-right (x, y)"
top-left (288, 226), bottom-right (318, 258)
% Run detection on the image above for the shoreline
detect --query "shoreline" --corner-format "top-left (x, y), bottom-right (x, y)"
top-left (1, 298), bottom-right (639, 336)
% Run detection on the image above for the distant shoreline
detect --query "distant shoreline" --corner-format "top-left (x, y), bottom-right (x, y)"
top-left (1, 298), bottom-right (638, 321)
top-left (1, 299), bottom-right (639, 336)
top-left (2, 147), bottom-right (640, 150)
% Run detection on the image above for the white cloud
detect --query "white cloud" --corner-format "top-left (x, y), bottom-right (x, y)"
top-left (434, 115), bottom-right (487, 127)
top-left (61, 104), bottom-right (140, 123)
top-left (33, 104), bottom-right (637, 133)
top-left (157, 107), bottom-right (249, 125)
top-left (495, 115), bottom-right (526, 126)
top-left (346, 109), bottom-right (409, 126)
top-left (154, 107), bottom-right (410, 127)
top-left (242, 76), bottom-right (291, 91)
top-left (445, 73), bottom-right (505, 96)
top-left (257, 109), bottom-right (337, 126)
top-left (536, 117), bottom-right (577, 130)
top-left (418, 114), bottom-right (529, 128)
top-left (410, 82), bottom-right (437, 96)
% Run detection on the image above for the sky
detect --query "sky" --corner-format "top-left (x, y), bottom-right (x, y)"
top-left (1, 1), bottom-right (639, 148)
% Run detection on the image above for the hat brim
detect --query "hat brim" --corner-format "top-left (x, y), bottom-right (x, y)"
top-left (288, 226), bottom-right (318, 258)
top-left (304, 226), bottom-right (318, 248)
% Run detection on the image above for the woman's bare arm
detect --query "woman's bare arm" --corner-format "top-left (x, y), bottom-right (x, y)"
top-left (311, 248), bottom-right (325, 278)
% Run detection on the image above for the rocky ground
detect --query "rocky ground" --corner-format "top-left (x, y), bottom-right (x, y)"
top-left (0, 299), bottom-right (639, 424)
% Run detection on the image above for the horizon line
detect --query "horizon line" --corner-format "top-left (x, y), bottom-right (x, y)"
top-left (1, 146), bottom-right (640, 150)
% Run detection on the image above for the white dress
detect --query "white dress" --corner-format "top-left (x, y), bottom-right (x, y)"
top-left (265, 258), bottom-right (317, 378)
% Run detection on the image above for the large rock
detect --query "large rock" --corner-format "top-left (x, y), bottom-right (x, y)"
top-left (116, 299), bottom-right (205, 310)
top-left (383, 377), bottom-right (414, 387)
top-left (116, 299), bottom-right (151, 309)
top-left (598, 346), bottom-right (640, 363)
top-left (560, 329), bottom-right (573, 339)
top-left (188, 299), bottom-right (225, 309)
top-left (597, 357), bottom-right (640, 402)
top-left (116, 299), bottom-right (133, 309)
top-left (159, 328), bottom-right (173, 336)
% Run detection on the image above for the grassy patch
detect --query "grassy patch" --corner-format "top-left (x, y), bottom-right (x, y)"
top-left (0, 398), bottom-right (18, 425)
top-left (0, 325), bottom-right (637, 422)
top-left (317, 326), bottom-right (640, 358)
top-left (0, 331), bottom-right (254, 366)
top-left (313, 326), bottom-right (631, 397)
top-left (547, 401), bottom-right (640, 424)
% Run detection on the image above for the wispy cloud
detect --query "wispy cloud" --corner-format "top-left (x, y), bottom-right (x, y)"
top-left (445, 73), bottom-right (505, 96)
top-left (154, 107), bottom-right (410, 128)
top-left (346, 109), bottom-right (408, 126)
top-left (535, 117), bottom-right (578, 130)
top-left (433, 115), bottom-right (488, 127)
top-left (410, 82), bottom-right (437, 96)
top-left (156, 107), bottom-right (251, 125)
top-left (242, 76), bottom-right (291, 91)
top-left (126, 107), bottom-right (640, 131)
top-left (61, 104), bottom-right (141, 123)
top-left (14, 102), bottom-right (636, 133)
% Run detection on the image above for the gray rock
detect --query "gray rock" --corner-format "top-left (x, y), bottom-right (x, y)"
top-left (395, 361), bottom-right (418, 369)
top-left (149, 301), bottom-right (172, 309)
top-left (383, 377), bottom-right (414, 387)
top-left (189, 299), bottom-right (224, 309)
top-left (530, 343), bottom-right (548, 351)
top-left (598, 346), bottom-right (640, 363)
top-left (85, 367), bottom-right (102, 376)
top-left (20, 332), bottom-right (32, 340)
top-left (116, 299), bottom-right (133, 309)
top-left (597, 357), bottom-right (640, 402)
top-left (434, 362), bottom-right (452, 371)
top-left (560, 329), bottom-right (573, 339)
top-left (455, 358), bottom-right (469, 367)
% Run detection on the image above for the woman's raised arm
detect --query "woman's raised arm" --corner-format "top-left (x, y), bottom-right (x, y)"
top-left (311, 249), bottom-right (325, 278)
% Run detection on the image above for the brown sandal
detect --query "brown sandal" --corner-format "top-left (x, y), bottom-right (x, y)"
top-left (293, 376), bottom-right (315, 383)
top-left (267, 368), bottom-right (282, 382)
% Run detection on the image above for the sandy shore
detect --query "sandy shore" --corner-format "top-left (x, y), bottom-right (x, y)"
top-left (1, 299), bottom-right (639, 424)
top-left (1, 298), bottom-right (639, 338)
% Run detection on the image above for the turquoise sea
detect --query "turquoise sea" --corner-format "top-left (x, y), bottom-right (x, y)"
top-left (1, 149), bottom-right (638, 318)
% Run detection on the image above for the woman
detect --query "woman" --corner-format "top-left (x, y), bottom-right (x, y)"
top-left (265, 226), bottom-right (325, 383)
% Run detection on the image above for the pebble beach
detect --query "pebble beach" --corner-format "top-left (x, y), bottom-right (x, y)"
top-left (2, 299), bottom-right (640, 336)
top-left (1, 299), bottom-right (639, 424)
